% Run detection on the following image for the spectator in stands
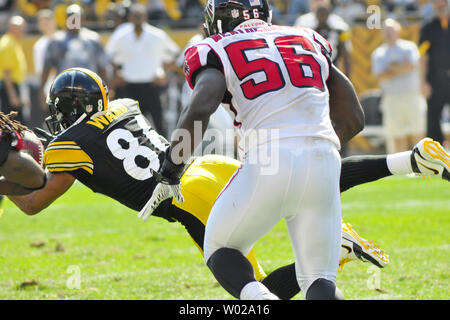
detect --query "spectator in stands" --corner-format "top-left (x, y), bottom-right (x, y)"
top-left (372, 18), bottom-right (426, 153)
top-left (0, 15), bottom-right (27, 124)
top-left (147, 0), bottom-right (170, 23)
top-left (105, 3), bottom-right (179, 137)
top-left (418, 0), bottom-right (450, 147)
top-left (294, 0), bottom-right (352, 76)
top-left (31, 9), bottom-right (56, 128)
top-left (333, 0), bottom-right (366, 26)
top-left (40, 4), bottom-right (108, 108)
top-left (17, 0), bottom-right (51, 21)
top-left (178, 0), bottom-right (203, 26)
top-left (286, 0), bottom-right (310, 25)
top-left (0, 0), bottom-right (16, 29)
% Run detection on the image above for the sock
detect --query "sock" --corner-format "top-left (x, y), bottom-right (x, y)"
top-left (340, 155), bottom-right (392, 193)
top-left (261, 263), bottom-right (300, 300)
top-left (240, 281), bottom-right (277, 300)
top-left (386, 151), bottom-right (413, 175)
top-left (206, 247), bottom-right (256, 299)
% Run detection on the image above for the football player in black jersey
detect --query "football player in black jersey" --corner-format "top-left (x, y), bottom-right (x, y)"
top-left (8, 67), bottom-right (448, 299)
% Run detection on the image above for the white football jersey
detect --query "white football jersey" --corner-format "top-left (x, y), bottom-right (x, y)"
top-left (183, 24), bottom-right (340, 151)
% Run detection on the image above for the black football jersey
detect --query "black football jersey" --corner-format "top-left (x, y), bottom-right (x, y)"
top-left (43, 98), bottom-right (169, 211)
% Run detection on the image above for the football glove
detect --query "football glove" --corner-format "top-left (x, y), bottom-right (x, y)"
top-left (138, 155), bottom-right (185, 221)
top-left (0, 129), bottom-right (23, 167)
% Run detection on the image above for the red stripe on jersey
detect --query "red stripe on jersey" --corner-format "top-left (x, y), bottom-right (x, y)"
top-left (184, 46), bottom-right (202, 89)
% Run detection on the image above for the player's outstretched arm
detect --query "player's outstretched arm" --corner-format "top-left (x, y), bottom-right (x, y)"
top-left (8, 171), bottom-right (75, 215)
top-left (0, 150), bottom-right (46, 195)
top-left (327, 64), bottom-right (365, 145)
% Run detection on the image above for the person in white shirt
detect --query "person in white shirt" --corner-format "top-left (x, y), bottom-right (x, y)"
top-left (371, 19), bottom-right (426, 153)
top-left (105, 3), bottom-right (179, 137)
top-left (32, 9), bottom-right (56, 125)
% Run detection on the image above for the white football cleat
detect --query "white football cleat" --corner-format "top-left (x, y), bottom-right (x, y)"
top-left (411, 138), bottom-right (450, 181)
top-left (339, 222), bottom-right (389, 272)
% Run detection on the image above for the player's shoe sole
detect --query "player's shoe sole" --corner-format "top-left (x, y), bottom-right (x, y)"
top-left (411, 138), bottom-right (450, 181)
top-left (339, 222), bottom-right (389, 271)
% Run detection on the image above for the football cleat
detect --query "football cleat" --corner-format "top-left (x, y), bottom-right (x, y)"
top-left (411, 138), bottom-right (450, 181)
top-left (339, 222), bottom-right (389, 272)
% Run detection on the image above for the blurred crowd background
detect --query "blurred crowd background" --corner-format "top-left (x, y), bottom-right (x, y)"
top-left (0, 0), bottom-right (449, 156)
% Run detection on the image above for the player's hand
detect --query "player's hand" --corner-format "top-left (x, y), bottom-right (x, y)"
top-left (138, 156), bottom-right (185, 221)
top-left (33, 127), bottom-right (55, 148)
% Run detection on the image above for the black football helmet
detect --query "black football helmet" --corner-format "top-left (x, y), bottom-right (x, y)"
top-left (204, 0), bottom-right (272, 36)
top-left (45, 67), bottom-right (109, 135)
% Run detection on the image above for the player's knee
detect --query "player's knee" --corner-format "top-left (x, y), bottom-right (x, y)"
top-left (206, 247), bottom-right (242, 270)
top-left (305, 278), bottom-right (344, 300)
top-left (206, 247), bottom-right (256, 299)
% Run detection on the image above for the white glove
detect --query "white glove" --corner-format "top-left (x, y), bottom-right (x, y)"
top-left (137, 156), bottom-right (185, 221)
top-left (138, 181), bottom-right (184, 221)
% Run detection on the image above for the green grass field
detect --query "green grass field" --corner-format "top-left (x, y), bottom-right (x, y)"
top-left (0, 176), bottom-right (448, 300)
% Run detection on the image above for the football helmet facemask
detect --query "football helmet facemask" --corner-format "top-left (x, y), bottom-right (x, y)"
top-left (45, 67), bottom-right (109, 135)
top-left (204, 0), bottom-right (272, 36)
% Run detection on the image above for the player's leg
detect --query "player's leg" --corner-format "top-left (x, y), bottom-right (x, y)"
top-left (167, 155), bottom-right (267, 280)
top-left (204, 150), bottom-right (289, 300)
top-left (340, 137), bottom-right (450, 193)
top-left (284, 140), bottom-right (343, 300)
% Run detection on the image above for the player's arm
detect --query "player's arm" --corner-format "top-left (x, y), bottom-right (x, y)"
top-left (0, 150), bottom-right (46, 195)
top-left (8, 171), bottom-right (75, 215)
top-left (137, 68), bottom-right (226, 220)
top-left (327, 64), bottom-right (365, 145)
top-left (168, 68), bottom-right (226, 164)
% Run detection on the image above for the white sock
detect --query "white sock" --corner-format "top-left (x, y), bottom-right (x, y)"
top-left (386, 151), bottom-right (413, 175)
top-left (240, 281), bottom-right (278, 300)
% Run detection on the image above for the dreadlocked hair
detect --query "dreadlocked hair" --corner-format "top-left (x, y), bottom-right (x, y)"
top-left (0, 111), bottom-right (28, 135)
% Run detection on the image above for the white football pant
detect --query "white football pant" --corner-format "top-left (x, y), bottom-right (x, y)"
top-left (204, 137), bottom-right (342, 296)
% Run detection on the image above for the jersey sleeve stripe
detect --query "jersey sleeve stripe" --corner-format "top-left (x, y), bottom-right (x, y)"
top-left (46, 164), bottom-right (94, 175)
top-left (48, 141), bottom-right (78, 146)
top-left (44, 148), bottom-right (94, 175)
top-left (46, 145), bottom-right (81, 151)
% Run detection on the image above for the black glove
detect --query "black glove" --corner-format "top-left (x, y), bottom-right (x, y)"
top-left (33, 127), bottom-right (55, 148)
top-left (152, 156), bottom-right (186, 185)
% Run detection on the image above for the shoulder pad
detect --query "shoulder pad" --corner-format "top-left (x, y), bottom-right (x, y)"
top-left (109, 98), bottom-right (140, 111)
top-left (183, 43), bottom-right (218, 89)
top-left (310, 29), bottom-right (333, 62)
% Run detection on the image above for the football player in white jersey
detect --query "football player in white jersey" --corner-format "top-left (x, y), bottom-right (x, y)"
top-left (147, 0), bottom-right (365, 300)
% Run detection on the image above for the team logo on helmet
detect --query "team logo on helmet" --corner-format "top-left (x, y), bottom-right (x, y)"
top-left (183, 60), bottom-right (190, 76)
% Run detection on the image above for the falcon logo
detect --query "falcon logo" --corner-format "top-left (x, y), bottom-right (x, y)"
top-left (183, 61), bottom-right (190, 76)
